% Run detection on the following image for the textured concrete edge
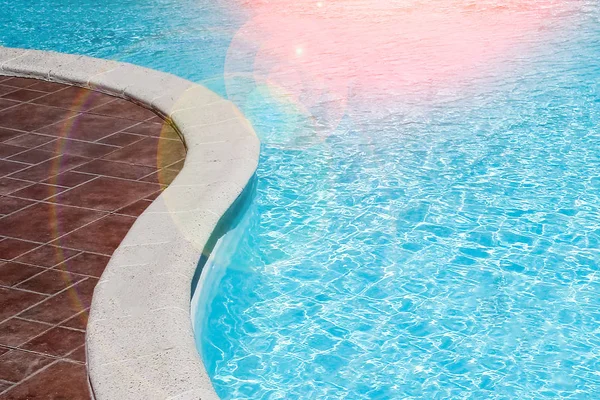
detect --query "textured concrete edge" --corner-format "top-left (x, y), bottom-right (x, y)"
top-left (0, 46), bottom-right (260, 400)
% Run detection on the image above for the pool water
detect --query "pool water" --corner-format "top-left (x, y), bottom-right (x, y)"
top-left (3, 0), bottom-right (600, 398)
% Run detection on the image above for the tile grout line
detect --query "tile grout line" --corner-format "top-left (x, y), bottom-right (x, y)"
top-left (0, 295), bottom-right (89, 372)
top-left (1, 81), bottom-right (155, 124)
top-left (0, 357), bottom-right (85, 397)
top-left (0, 283), bottom-right (51, 297)
top-left (9, 248), bottom-right (84, 270)
top-left (3, 130), bottom-right (174, 193)
top-left (0, 323), bottom-right (87, 359)
top-left (10, 311), bottom-right (89, 347)
top-left (15, 314), bottom-right (87, 332)
top-left (3, 120), bottom-right (179, 201)
top-left (0, 208), bottom-right (112, 264)
top-left (12, 268), bottom-right (93, 296)
top-left (12, 316), bottom-right (54, 326)
top-left (0, 276), bottom-right (96, 326)
top-left (134, 159), bottom-right (186, 183)
top-left (0, 235), bottom-right (113, 261)
top-left (1, 175), bottom-right (166, 218)
top-left (0, 175), bottom-right (102, 221)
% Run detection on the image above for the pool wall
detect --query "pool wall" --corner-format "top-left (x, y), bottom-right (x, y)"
top-left (0, 46), bottom-right (260, 400)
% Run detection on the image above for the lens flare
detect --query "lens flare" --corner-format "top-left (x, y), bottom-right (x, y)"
top-left (225, 0), bottom-right (565, 140)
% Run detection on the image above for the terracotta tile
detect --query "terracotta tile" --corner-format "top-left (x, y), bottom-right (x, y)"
top-left (15, 246), bottom-right (79, 268)
top-left (48, 177), bottom-right (159, 212)
top-left (0, 318), bottom-right (49, 347)
top-left (0, 144), bottom-right (25, 158)
top-left (0, 262), bottom-right (43, 287)
top-left (0, 288), bottom-right (46, 321)
top-left (9, 154), bottom-right (89, 181)
top-left (32, 86), bottom-right (114, 112)
top-left (0, 99), bottom-right (19, 112)
top-left (36, 113), bottom-right (137, 142)
top-left (124, 120), bottom-right (180, 139)
top-left (0, 349), bottom-right (52, 383)
top-left (0, 129), bottom-right (23, 144)
top-left (0, 104), bottom-right (76, 133)
top-left (0, 240), bottom-right (39, 261)
top-left (116, 199), bottom-right (152, 217)
top-left (166, 159), bottom-right (184, 171)
top-left (42, 171), bottom-right (94, 188)
top-left (144, 188), bottom-right (164, 200)
top-left (0, 160), bottom-right (28, 178)
top-left (0, 197), bottom-right (33, 215)
top-left (55, 252), bottom-right (109, 277)
top-left (66, 345), bottom-right (86, 363)
top-left (0, 87), bottom-right (17, 97)
top-left (8, 150), bottom-right (56, 165)
top-left (0, 203), bottom-right (106, 243)
top-left (26, 81), bottom-right (68, 93)
top-left (140, 168), bottom-right (180, 185)
top-left (1, 90), bottom-right (46, 103)
top-left (0, 78), bottom-right (38, 89)
top-left (52, 215), bottom-right (135, 255)
top-left (2, 133), bottom-right (54, 148)
top-left (60, 310), bottom-right (88, 331)
top-left (104, 136), bottom-right (186, 168)
top-left (97, 131), bottom-right (144, 147)
top-left (10, 184), bottom-right (68, 201)
top-left (88, 98), bottom-right (156, 121)
top-left (22, 327), bottom-right (84, 357)
top-left (0, 179), bottom-right (32, 196)
top-left (0, 360), bottom-right (90, 400)
top-left (74, 159), bottom-right (155, 180)
top-left (18, 279), bottom-right (96, 324)
top-left (36, 138), bottom-right (118, 158)
top-left (17, 270), bottom-right (86, 295)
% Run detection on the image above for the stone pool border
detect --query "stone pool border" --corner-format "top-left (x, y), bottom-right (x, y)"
top-left (0, 46), bottom-right (260, 399)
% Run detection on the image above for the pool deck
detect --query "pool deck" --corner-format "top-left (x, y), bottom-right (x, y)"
top-left (0, 76), bottom-right (185, 399)
top-left (0, 47), bottom-right (260, 399)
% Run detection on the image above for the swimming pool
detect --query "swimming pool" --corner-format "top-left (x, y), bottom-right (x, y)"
top-left (4, 0), bottom-right (600, 398)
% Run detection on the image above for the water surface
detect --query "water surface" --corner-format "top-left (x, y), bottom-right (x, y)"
top-left (3, 1), bottom-right (600, 398)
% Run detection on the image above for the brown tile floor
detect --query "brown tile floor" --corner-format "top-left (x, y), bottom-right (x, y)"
top-left (0, 76), bottom-right (186, 399)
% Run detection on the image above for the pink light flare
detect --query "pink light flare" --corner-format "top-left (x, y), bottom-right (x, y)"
top-left (225, 0), bottom-right (570, 137)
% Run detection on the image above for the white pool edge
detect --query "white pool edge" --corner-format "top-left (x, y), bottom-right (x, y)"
top-left (0, 46), bottom-right (260, 400)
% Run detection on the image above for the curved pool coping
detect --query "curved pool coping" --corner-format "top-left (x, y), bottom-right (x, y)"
top-left (0, 46), bottom-right (260, 399)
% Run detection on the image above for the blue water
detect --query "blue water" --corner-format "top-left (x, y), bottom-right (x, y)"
top-left (3, 1), bottom-right (600, 398)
